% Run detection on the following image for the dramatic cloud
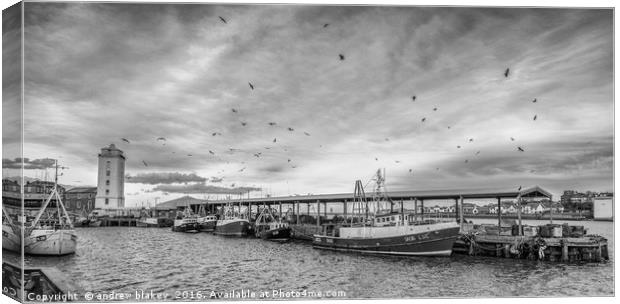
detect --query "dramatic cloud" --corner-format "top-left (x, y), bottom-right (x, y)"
top-left (153, 183), bottom-right (261, 195)
top-left (2, 158), bottom-right (56, 170)
top-left (13, 3), bottom-right (613, 205)
top-left (125, 172), bottom-right (207, 184)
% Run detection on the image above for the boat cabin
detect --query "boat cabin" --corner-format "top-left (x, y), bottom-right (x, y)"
top-left (374, 212), bottom-right (405, 226)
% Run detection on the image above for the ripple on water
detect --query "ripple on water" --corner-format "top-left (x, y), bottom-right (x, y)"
top-left (16, 223), bottom-right (615, 299)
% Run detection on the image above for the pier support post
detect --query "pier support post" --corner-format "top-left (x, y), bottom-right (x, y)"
top-left (459, 196), bottom-right (464, 231)
top-left (279, 202), bottom-right (282, 219)
top-left (497, 197), bottom-right (502, 235)
top-left (561, 240), bottom-right (569, 262)
top-left (420, 199), bottom-right (424, 220)
top-left (504, 244), bottom-right (511, 258)
top-left (454, 198), bottom-right (459, 223)
top-left (517, 196), bottom-right (522, 236)
top-left (296, 202), bottom-right (300, 224)
top-left (324, 202), bottom-right (327, 219)
top-left (343, 200), bottom-right (347, 224)
top-left (414, 199), bottom-right (418, 223)
top-left (595, 244), bottom-right (602, 262)
top-left (316, 200), bottom-right (321, 227)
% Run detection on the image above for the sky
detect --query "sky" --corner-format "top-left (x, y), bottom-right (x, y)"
top-left (2, 2), bottom-right (614, 207)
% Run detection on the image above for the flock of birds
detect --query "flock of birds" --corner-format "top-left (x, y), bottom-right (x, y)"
top-left (116, 15), bottom-right (541, 194)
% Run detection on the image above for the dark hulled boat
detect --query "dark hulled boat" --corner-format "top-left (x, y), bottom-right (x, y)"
top-left (254, 207), bottom-right (291, 241)
top-left (312, 169), bottom-right (460, 257)
top-left (198, 215), bottom-right (218, 232)
top-left (313, 221), bottom-right (460, 256)
top-left (214, 218), bottom-right (251, 236)
top-left (260, 222), bottom-right (292, 241)
top-left (214, 205), bottom-right (250, 236)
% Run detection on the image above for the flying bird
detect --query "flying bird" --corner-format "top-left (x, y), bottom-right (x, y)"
top-left (121, 138), bottom-right (130, 143)
top-left (241, 122), bottom-right (247, 126)
top-left (253, 153), bottom-right (262, 157)
top-left (212, 132), bottom-right (221, 136)
top-left (304, 132), bottom-right (310, 136)
top-left (187, 154), bottom-right (192, 157)
top-left (248, 82), bottom-right (254, 90)
top-left (504, 68), bottom-right (510, 78)
top-left (238, 167), bottom-right (246, 172)
top-left (518, 186), bottom-right (522, 191)
top-left (457, 145), bottom-right (461, 149)
top-left (395, 160), bottom-right (401, 163)
top-left (218, 16), bottom-right (227, 24)
top-left (408, 169), bottom-right (412, 173)
top-left (339, 54), bottom-right (345, 60)
top-left (412, 96), bottom-right (416, 101)
top-left (533, 115), bottom-right (537, 121)
top-left (465, 159), bottom-right (469, 163)
top-left (291, 165), bottom-right (297, 168)
top-left (447, 126), bottom-right (451, 129)
top-left (518, 147), bottom-right (525, 152)
top-left (510, 137), bottom-right (515, 141)
top-left (469, 138), bottom-right (474, 142)
top-left (421, 117), bottom-right (426, 122)
top-left (273, 138), bottom-right (277, 143)
top-left (288, 127), bottom-right (294, 131)
top-left (156, 137), bottom-right (166, 141)
top-left (142, 160), bottom-right (148, 167)
top-left (323, 23), bottom-right (329, 28)
top-left (231, 183), bottom-right (235, 187)
top-left (232, 108), bottom-right (238, 113)
top-left (268, 122), bottom-right (277, 126)
top-left (532, 98), bottom-right (537, 103)
top-left (475, 151), bottom-right (480, 155)
top-left (287, 159), bottom-right (291, 163)
top-left (433, 107), bottom-right (437, 111)
top-left (209, 150), bottom-right (215, 155)
top-left (385, 138), bottom-right (389, 141)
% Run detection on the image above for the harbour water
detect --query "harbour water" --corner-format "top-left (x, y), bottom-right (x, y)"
top-left (5, 219), bottom-right (613, 299)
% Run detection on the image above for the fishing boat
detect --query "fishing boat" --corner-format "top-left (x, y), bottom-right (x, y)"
top-left (196, 204), bottom-right (218, 232)
top-left (172, 207), bottom-right (199, 233)
top-left (2, 206), bottom-right (21, 253)
top-left (137, 217), bottom-right (159, 228)
top-left (24, 162), bottom-right (77, 256)
top-left (313, 169), bottom-right (460, 257)
top-left (254, 207), bottom-right (291, 241)
top-left (86, 209), bottom-right (104, 227)
top-left (136, 208), bottom-right (160, 228)
top-left (214, 205), bottom-right (250, 237)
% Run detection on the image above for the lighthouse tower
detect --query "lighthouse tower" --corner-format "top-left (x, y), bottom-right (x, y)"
top-left (95, 144), bottom-right (125, 209)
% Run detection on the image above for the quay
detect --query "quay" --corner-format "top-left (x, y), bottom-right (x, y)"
top-left (2, 261), bottom-right (83, 302)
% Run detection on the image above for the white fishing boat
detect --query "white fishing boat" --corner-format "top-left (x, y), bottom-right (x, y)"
top-left (2, 205), bottom-right (21, 252)
top-left (24, 161), bottom-right (77, 256)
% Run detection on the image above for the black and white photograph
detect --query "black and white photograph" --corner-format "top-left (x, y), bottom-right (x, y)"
top-left (1, 0), bottom-right (616, 302)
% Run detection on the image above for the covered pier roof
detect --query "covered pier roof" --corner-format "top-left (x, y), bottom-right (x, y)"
top-left (156, 186), bottom-right (553, 209)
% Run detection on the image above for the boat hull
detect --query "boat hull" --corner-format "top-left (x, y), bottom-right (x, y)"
top-left (172, 222), bottom-right (199, 233)
top-left (88, 220), bottom-right (102, 227)
top-left (198, 220), bottom-right (217, 232)
top-left (24, 229), bottom-right (77, 256)
top-left (137, 218), bottom-right (159, 228)
top-left (2, 224), bottom-right (21, 252)
top-left (261, 227), bottom-right (292, 241)
top-left (214, 219), bottom-right (250, 236)
top-left (312, 224), bottom-right (460, 256)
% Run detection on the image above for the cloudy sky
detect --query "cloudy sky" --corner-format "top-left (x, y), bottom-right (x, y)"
top-left (2, 2), bottom-right (613, 206)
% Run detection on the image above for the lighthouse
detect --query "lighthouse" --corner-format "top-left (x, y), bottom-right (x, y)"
top-left (95, 144), bottom-right (125, 209)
